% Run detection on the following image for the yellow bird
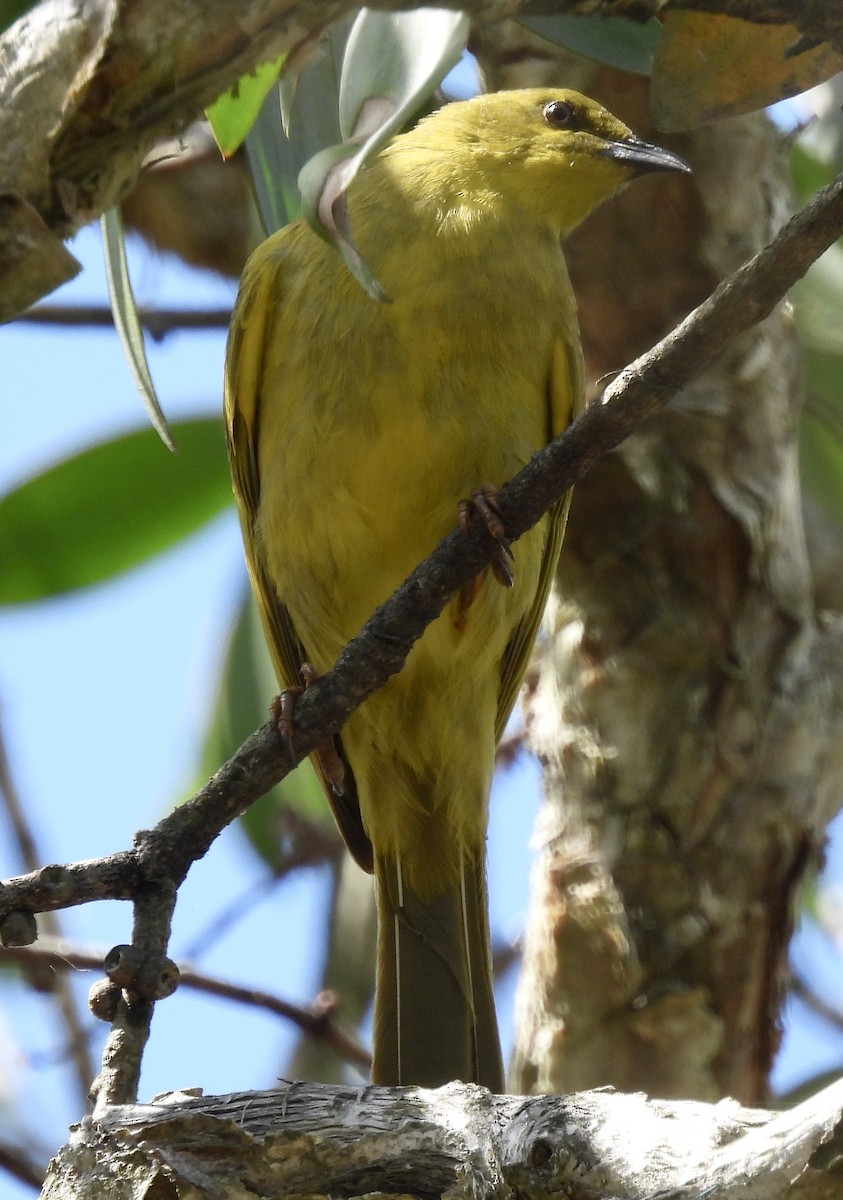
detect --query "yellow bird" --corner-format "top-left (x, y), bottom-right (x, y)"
top-left (225, 88), bottom-right (688, 1090)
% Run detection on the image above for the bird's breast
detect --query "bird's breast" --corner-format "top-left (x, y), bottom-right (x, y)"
top-left (255, 231), bottom-right (569, 668)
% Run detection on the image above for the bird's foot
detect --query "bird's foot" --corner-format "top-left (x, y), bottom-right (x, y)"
top-left (458, 483), bottom-right (515, 587)
top-left (270, 663), bottom-right (345, 793)
top-left (454, 484), bottom-right (515, 631)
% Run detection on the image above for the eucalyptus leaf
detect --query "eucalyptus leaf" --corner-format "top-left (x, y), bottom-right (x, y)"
top-left (0, 418), bottom-right (231, 604)
top-left (101, 207), bottom-right (174, 450)
top-left (338, 7), bottom-right (469, 146)
top-left (280, 19), bottom-right (350, 135)
top-left (245, 87), bottom-right (301, 234)
top-left (518, 14), bottom-right (661, 77)
top-left (297, 141), bottom-right (390, 301)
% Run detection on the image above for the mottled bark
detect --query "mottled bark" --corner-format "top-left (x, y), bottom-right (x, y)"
top-left (469, 29), bottom-right (843, 1104)
top-left (40, 1078), bottom-right (843, 1200)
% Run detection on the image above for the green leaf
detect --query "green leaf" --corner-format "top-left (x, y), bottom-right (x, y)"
top-left (0, 418), bottom-right (231, 604)
top-left (245, 35), bottom-right (346, 236)
top-left (518, 14), bottom-right (662, 77)
top-left (0, 0), bottom-right (36, 34)
top-left (803, 345), bottom-right (843, 414)
top-left (0, 0), bottom-right (38, 34)
top-left (793, 243), bottom-right (843, 357)
top-left (800, 407), bottom-right (843, 528)
top-left (244, 87), bottom-right (300, 234)
top-left (200, 586), bottom-right (332, 869)
top-left (101, 207), bottom-right (174, 450)
top-left (790, 142), bottom-right (838, 207)
top-left (206, 54), bottom-right (286, 158)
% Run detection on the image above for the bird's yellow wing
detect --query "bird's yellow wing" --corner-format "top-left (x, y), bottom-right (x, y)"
top-left (224, 241), bottom-right (374, 871)
top-left (224, 243), bottom-right (305, 694)
top-left (495, 327), bottom-right (584, 742)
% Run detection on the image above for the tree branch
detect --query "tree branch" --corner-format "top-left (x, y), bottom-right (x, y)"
top-left (42, 1076), bottom-right (843, 1199)
top-left (2, 164), bottom-right (843, 1106)
top-left (18, 304), bottom-right (233, 338)
top-left (2, 938), bottom-right (372, 1072)
top-left (1, 0), bottom-right (840, 318)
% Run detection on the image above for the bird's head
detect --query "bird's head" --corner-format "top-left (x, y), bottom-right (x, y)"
top-left (397, 88), bottom-right (690, 236)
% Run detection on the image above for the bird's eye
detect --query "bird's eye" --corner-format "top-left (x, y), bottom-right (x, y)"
top-left (543, 100), bottom-right (576, 129)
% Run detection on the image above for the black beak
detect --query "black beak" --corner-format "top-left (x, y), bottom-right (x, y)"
top-left (601, 137), bottom-right (691, 176)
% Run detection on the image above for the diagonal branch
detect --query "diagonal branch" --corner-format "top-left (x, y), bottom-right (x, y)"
top-left (1, 163), bottom-right (841, 927)
top-left (1, 165), bottom-right (842, 1103)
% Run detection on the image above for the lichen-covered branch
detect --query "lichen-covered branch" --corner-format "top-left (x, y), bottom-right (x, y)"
top-left (1, 0), bottom-right (841, 317)
top-left (41, 1077), bottom-right (843, 1199)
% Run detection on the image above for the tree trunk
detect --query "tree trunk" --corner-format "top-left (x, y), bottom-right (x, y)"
top-left (466, 30), bottom-right (843, 1104)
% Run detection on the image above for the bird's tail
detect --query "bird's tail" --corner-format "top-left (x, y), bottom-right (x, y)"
top-left (371, 849), bottom-right (503, 1090)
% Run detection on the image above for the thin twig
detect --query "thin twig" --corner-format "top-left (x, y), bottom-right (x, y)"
top-left (2, 939), bottom-right (371, 1071)
top-left (0, 716), bottom-right (95, 1101)
top-left (790, 970), bottom-right (843, 1035)
top-left (17, 304), bottom-right (232, 340)
top-left (0, 1141), bottom-right (44, 1192)
top-left (183, 811), bottom-right (343, 959)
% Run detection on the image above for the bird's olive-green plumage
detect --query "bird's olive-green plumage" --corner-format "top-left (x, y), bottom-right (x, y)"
top-left (225, 88), bottom-right (688, 1089)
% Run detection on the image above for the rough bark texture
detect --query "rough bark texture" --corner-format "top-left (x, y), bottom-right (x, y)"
top-left (466, 27), bottom-right (843, 1105)
top-left (39, 1078), bottom-right (843, 1200)
top-left (1, 0), bottom-right (841, 318)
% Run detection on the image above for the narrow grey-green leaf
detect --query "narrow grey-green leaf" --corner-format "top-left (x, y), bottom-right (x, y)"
top-left (338, 7), bottom-right (469, 146)
top-left (0, 418), bottom-right (230, 603)
top-left (298, 141), bottom-right (391, 300)
top-left (518, 15), bottom-right (661, 77)
top-left (280, 18), bottom-right (350, 135)
top-left (246, 29), bottom-right (348, 236)
top-left (101, 207), bottom-right (174, 450)
top-left (245, 85), bottom-right (300, 234)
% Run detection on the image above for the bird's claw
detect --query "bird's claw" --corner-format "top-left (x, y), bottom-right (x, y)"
top-left (458, 482), bottom-right (515, 588)
top-left (271, 664), bottom-right (346, 792)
